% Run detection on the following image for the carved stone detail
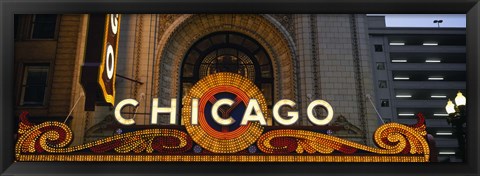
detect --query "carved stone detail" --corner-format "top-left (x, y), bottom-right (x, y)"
top-left (270, 14), bottom-right (296, 41)
top-left (157, 14), bottom-right (181, 39)
top-left (84, 115), bottom-right (117, 143)
top-left (331, 115), bottom-right (364, 138)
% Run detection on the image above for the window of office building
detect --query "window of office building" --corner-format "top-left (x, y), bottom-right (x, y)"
top-left (374, 45), bottom-right (383, 52)
top-left (376, 62), bottom-right (385, 70)
top-left (378, 80), bottom-right (387, 88)
top-left (380, 99), bottom-right (389, 107)
top-left (20, 64), bottom-right (49, 106)
top-left (31, 14), bottom-right (58, 39)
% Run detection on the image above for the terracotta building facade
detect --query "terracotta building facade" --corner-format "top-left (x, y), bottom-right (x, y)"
top-left (14, 14), bottom-right (378, 147)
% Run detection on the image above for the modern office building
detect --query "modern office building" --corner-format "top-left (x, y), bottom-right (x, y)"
top-left (367, 16), bottom-right (466, 162)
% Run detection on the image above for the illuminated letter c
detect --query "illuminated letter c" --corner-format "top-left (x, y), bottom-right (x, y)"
top-left (114, 99), bottom-right (138, 125)
top-left (211, 98), bottom-right (236, 126)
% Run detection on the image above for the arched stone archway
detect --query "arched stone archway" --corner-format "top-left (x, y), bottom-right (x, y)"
top-left (152, 14), bottom-right (298, 124)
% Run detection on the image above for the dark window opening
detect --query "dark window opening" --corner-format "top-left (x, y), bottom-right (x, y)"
top-left (374, 45), bottom-right (383, 52)
top-left (20, 64), bottom-right (49, 106)
top-left (380, 99), bottom-right (389, 107)
top-left (378, 80), bottom-right (387, 88)
top-left (31, 14), bottom-right (57, 39)
top-left (376, 62), bottom-right (385, 70)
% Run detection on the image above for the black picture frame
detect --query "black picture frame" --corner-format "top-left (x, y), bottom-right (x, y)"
top-left (1, 0), bottom-right (479, 175)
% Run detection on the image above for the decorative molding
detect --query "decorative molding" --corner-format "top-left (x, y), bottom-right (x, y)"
top-left (16, 111), bottom-right (430, 162)
top-left (350, 14), bottom-right (368, 144)
top-left (270, 14), bottom-right (296, 41)
top-left (157, 14), bottom-right (181, 41)
top-left (133, 14), bottom-right (144, 101)
top-left (310, 14), bottom-right (321, 108)
top-left (153, 14), bottom-right (181, 97)
top-left (331, 115), bottom-right (364, 138)
top-left (262, 14), bottom-right (299, 106)
top-left (84, 115), bottom-right (117, 143)
top-left (82, 111), bottom-right (91, 144)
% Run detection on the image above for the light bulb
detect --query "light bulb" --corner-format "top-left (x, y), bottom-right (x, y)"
top-left (445, 99), bottom-right (455, 114)
top-left (455, 91), bottom-right (466, 106)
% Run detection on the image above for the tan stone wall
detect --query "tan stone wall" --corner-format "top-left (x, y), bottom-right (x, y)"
top-left (48, 14), bottom-right (83, 117)
top-left (14, 14), bottom-right (88, 145)
top-left (14, 14), bottom-right (84, 119)
top-left (312, 14), bottom-right (377, 145)
top-left (14, 40), bottom-right (57, 116)
top-left (69, 14), bottom-right (89, 146)
top-left (293, 14), bottom-right (317, 126)
top-left (285, 15), bottom-right (379, 146)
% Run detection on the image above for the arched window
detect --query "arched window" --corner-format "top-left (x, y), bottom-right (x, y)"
top-left (181, 32), bottom-right (274, 107)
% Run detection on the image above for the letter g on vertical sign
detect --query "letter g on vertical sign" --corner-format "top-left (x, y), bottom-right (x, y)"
top-left (98, 14), bottom-right (121, 105)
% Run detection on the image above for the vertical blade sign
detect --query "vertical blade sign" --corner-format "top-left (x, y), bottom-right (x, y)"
top-left (98, 14), bottom-right (121, 105)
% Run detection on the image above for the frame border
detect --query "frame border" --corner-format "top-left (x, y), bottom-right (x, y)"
top-left (1, 0), bottom-right (479, 175)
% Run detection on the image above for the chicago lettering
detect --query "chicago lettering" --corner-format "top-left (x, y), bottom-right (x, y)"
top-left (114, 98), bottom-right (334, 126)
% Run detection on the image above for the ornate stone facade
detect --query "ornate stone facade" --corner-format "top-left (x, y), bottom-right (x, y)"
top-left (14, 14), bottom-right (378, 146)
top-left (102, 14), bottom-right (375, 145)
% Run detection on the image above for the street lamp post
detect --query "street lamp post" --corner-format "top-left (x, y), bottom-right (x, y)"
top-left (433, 20), bottom-right (443, 28)
top-left (445, 91), bottom-right (466, 161)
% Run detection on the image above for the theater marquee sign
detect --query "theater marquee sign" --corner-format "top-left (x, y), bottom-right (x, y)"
top-left (15, 73), bottom-right (430, 162)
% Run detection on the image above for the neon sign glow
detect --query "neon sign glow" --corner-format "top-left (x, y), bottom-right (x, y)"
top-left (15, 73), bottom-right (431, 162)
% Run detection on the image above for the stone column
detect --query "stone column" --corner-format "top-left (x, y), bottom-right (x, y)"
top-left (293, 14), bottom-right (316, 126)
